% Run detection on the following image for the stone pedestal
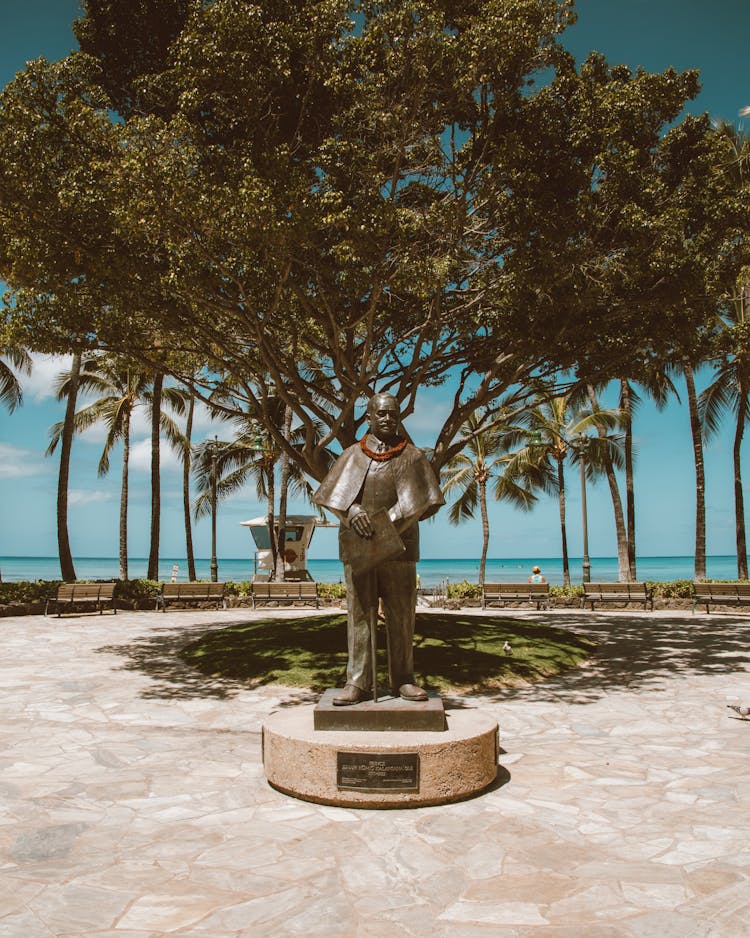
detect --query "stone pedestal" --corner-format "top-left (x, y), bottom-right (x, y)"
top-left (263, 705), bottom-right (499, 808)
top-left (314, 688), bottom-right (447, 732)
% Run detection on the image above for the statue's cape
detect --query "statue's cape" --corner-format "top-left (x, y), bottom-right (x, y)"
top-left (312, 442), bottom-right (444, 524)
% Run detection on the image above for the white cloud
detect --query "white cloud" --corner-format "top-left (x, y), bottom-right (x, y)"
top-left (0, 442), bottom-right (48, 478)
top-left (129, 437), bottom-right (181, 473)
top-left (21, 353), bottom-right (72, 402)
top-left (68, 489), bottom-right (114, 506)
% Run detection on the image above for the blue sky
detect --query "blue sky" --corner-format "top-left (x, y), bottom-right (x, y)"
top-left (1, 0), bottom-right (749, 568)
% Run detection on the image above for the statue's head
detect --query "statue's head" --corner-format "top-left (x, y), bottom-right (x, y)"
top-left (366, 392), bottom-right (401, 444)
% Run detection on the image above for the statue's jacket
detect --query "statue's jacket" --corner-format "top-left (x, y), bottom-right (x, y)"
top-left (312, 439), bottom-right (444, 563)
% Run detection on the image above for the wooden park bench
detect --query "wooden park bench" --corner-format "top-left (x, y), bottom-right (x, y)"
top-left (156, 581), bottom-right (227, 612)
top-left (481, 582), bottom-right (549, 610)
top-left (45, 582), bottom-right (117, 617)
top-left (692, 582), bottom-right (750, 614)
top-left (582, 582), bottom-right (653, 611)
top-left (251, 581), bottom-right (319, 609)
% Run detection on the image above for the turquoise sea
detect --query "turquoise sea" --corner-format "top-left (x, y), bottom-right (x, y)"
top-left (0, 555), bottom-right (746, 586)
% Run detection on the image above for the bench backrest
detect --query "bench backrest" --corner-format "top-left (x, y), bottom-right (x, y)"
top-left (528, 583), bottom-right (550, 595)
top-left (583, 582), bottom-right (647, 595)
top-left (253, 582), bottom-right (318, 598)
top-left (56, 582), bottom-right (115, 600)
top-left (483, 582), bottom-right (549, 595)
top-left (161, 582), bottom-right (225, 598)
top-left (695, 583), bottom-right (750, 597)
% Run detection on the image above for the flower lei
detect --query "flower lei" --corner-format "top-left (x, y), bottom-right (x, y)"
top-left (359, 435), bottom-right (408, 461)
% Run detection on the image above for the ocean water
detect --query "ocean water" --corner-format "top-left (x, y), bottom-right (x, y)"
top-left (0, 555), bottom-right (745, 586)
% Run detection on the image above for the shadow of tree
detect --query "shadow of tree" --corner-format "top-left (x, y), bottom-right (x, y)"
top-left (97, 612), bottom-right (589, 700)
top-left (96, 609), bottom-right (750, 704)
top-left (484, 611), bottom-right (750, 704)
top-left (97, 619), bottom-right (251, 700)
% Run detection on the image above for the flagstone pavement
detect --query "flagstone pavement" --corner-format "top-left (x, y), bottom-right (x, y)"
top-left (1, 603), bottom-right (750, 937)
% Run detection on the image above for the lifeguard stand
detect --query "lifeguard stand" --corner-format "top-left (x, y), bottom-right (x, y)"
top-left (240, 514), bottom-right (336, 581)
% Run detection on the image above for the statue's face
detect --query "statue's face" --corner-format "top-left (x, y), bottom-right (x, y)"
top-left (367, 395), bottom-right (401, 443)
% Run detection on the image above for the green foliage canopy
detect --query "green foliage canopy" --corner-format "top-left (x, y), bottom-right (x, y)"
top-left (1, 0), bottom-right (746, 479)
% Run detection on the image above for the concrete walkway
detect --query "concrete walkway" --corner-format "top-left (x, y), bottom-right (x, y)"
top-left (1, 606), bottom-right (749, 937)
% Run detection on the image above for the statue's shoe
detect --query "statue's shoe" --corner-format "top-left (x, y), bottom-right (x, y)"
top-left (332, 684), bottom-right (369, 706)
top-left (398, 683), bottom-right (428, 701)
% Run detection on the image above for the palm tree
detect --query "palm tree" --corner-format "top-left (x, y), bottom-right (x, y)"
top-left (0, 344), bottom-right (32, 582)
top-left (147, 370), bottom-right (164, 580)
top-left (521, 394), bottom-right (624, 586)
top-left (665, 358), bottom-right (709, 580)
top-left (576, 385), bottom-right (631, 581)
top-left (48, 356), bottom-right (151, 580)
top-left (0, 345), bottom-right (31, 412)
top-left (440, 412), bottom-right (538, 586)
top-left (274, 402), bottom-right (295, 580)
top-left (699, 120), bottom-right (750, 579)
top-left (192, 414), bottom-right (315, 577)
top-left (700, 287), bottom-right (750, 579)
top-left (179, 389), bottom-right (197, 580)
top-left (616, 371), bottom-right (675, 579)
top-left (46, 352), bottom-right (84, 581)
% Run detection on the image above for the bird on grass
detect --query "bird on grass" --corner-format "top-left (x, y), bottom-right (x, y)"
top-left (727, 704), bottom-right (750, 718)
top-left (503, 641), bottom-right (513, 655)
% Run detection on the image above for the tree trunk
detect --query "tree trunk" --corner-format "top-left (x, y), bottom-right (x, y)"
top-left (266, 460), bottom-right (277, 576)
top-left (684, 363), bottom-right (707, 580)
top-left (57, 352), bottom-right (81, 581)
top-left (733, 393), bottom-right (748, 579)
top-left (147, 371), bottom-right (163, 580)
top-left (586, 385), bottom-right (631, 581)
top-left (557, 457), bottom-right (570, 586)
top-left (119, 409), bottom-right (130, 580)
top-left (621, 380), bottom-right (637, 579)
top-left (183, 394), bottom-right (196, 581)
top-left (478, 479), bottom-right (489, 587)
top-left (274, 405), bottom-right (294, 581)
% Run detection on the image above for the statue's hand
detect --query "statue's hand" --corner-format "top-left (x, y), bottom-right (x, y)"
top-left (349, 508), bottom-right (373, 538)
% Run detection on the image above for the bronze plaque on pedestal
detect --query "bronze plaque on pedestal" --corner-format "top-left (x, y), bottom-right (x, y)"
top-left (336, 751), bottom-right (419, 792)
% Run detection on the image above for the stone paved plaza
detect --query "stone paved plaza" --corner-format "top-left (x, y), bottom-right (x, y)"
top-left (1, 604), bottom-right (749, 936)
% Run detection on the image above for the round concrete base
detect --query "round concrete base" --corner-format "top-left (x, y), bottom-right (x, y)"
top-left (263, 706), bottom-right (499, 808)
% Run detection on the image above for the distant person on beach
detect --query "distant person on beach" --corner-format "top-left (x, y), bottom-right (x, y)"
top-left (528, 565), bottom-right (545, 583)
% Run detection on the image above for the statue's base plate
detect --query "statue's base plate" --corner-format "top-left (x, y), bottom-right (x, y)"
top-left (314, 688), bottom-right (446, 732)
top-left (263, 706), bottom-right (499, 809)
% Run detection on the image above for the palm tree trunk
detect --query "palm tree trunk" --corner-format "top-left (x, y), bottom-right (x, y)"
top-left (57, 352), bottom-right (81, 582)
top-left (557, 458), bottom-right (570, 586)
top-left (478, 479), bottom-right (489, 586)
top-left (733, 397), bottom-right (748, 579)
top-left (583, 388), bottom-right (628, 580)
top-left (147, 371), bottom-right (163, 580)
top-left (587, 385), bottom-right (631, 581)
top-left (119, 411), bottom-right (130, 581)
top-left (274, 405), bottom-right (294, 581)
top-left (621, 380), bottom-right (637, 579)
top-left (684, 363), bottom-right (707, 580)
top-left (266, 459), bottom-right (277, 575)
top-left (183, 394), bottom-right (196, 581)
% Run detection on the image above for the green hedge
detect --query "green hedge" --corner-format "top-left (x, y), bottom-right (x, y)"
top-left (0, 577), bottom-right (744, 608)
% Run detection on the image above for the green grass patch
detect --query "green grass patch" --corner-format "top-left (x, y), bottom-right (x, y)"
top-left (179, 612), bottom-right (595, 693)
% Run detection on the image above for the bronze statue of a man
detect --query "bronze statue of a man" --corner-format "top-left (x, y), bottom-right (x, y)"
top-left (312, 393), bottom-right (444, 705)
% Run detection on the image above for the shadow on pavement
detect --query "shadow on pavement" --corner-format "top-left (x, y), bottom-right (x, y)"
top-left (97, 619), bottom-right (254, 700)
top-left (96, 610), bottom-right (750, 705)
top-left (488, 611), bottom-right (750, 704)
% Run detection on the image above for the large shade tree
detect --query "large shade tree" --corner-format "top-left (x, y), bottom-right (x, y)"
top-left (0, 0), bottom-right (745, 489)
